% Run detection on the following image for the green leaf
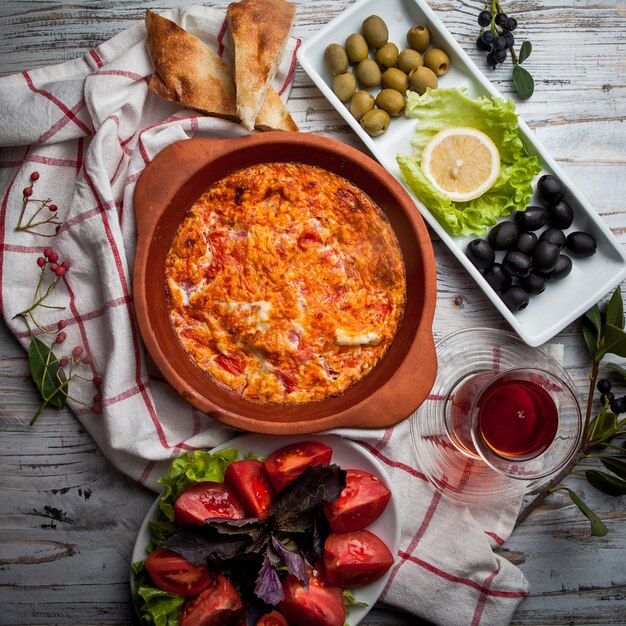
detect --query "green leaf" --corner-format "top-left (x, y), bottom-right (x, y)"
top-left (28, 336), bottom-right (67, 410)
top-left (606, 288), bottom-right (624, 330)
top-left (585, 304), bottom-right (603, 337)
top-left (586, 469), bottom-right (626, 496)
top-left (518, 41), bottom-right (532, 64)
top-left (565, 488), bottom-right (608, 536)
top-left (587, 407), bottom-right (617, 444)
top-left (581, 317), bottom-right (599, 357)
top-left (132, 560), bottom-right (185, 626)
top-left (512, 64), bottom-right (534, 99)
top-left (601, 324), bottom-right (626, 358)
top-left (156, 449), bottom-right (239, 522)
top-left (606, 363), bottom-right (626, 381)
top-left (599, 456), bottom-right (626, 481)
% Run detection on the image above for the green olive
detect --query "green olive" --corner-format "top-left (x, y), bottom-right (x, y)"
top-left (349, 90), bottom-right (375, 120)
top-left (360, 109), bottom-right (390, 136)
top-left (332, 72), bottom-right (356, 102)
top-left (382, 67), bottom-right (409, 93)
top-left (324, 43), bottom-right (349, 76)
top-left (407, 24), bottom-right (431, 52)
top-left (375, 89), bottom-right (405, 116)
top-left (362, 15), bottom-right (388, 49)
top-left (397, 48), bottom-right (423, 74)
top-left (345, 33), bottom-right (369, 64)
top-left (424, 48), bottom-right (450, 76)
top-left (408, 65), bottom-right (438, 95)
top-left (375, 42), bottom-right (399, 68)
top-left (356, 59), bottom-right (382, 88)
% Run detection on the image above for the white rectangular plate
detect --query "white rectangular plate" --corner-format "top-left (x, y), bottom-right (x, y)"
top-left (297, 0), bottom-right (626, 346)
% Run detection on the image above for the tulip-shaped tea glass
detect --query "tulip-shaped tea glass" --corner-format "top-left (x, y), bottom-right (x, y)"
top-left (411, 328), bottom-right (583, 503)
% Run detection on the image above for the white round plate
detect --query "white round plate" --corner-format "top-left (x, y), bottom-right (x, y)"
top-left (131, 433), bottom-right (400, 625)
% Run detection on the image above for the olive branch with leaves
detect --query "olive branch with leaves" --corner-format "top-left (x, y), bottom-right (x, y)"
top-left (516, 287), bottom-right (626, 535)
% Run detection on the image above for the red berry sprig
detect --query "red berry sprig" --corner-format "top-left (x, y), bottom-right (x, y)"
top-left (15, 238), bottom-right (104, 423)
top-left (16, 172), bottom-right (63, 237)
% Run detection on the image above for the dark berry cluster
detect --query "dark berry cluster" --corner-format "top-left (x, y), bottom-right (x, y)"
top-left (597, 379), bottom-right (626, 415)
top-left (476, 9), bottom-right (517, 69)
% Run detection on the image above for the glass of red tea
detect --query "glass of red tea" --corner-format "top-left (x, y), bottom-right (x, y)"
top-left (446, 367), bottom-right (582, 480)
top-left (411, 328), bottom-right (584, 503)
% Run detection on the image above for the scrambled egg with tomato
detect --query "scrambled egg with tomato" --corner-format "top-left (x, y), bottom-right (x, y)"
top-left (165, 163), bottom-right (406, 404)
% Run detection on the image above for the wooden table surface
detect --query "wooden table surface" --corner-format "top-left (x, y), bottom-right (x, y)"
top-left (1, 1), bottom-right (625, 624)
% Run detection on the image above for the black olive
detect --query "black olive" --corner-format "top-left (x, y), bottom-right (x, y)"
top-left (515, 206), bottom-right (548, 232)
top-left (532, 240), bottom-right (560, 273)
top-left (566, 231), bottom-right (596, 257)
top-left (483, 263), bottom-right (512, 293)
top-left (466, 239), bottom-right (495, 269)
top-left (547, 199), bottom-right (574, 229)
top-left (488, 221), bottom-right (519, 250)
top-left (501, 286), bottom-right (530, 312)
top-left (537, 174), bottom-right (565, 205)
top-left (539, 227), bottom-right (566, 250)
top-left (502, 250), bottom-right (532, 277)
top-left (516, 232), bottom-right (538, 256)
top-left (545, 254), bottom-right (573, 280)
top-left (520, 272), bottom-right (546, 295)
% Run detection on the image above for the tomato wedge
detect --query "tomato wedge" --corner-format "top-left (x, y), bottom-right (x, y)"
top-left (179, 574), bottom-right (244, 626)
top-left (224, 459), bottom-right (275, 518)
top-left (174, 481), bottom-right (246, 525)
top-left (324, 530), bottom-right (394, 588)
top-left (145, 548), bottom-right (210, 596)
top-left (278, 568), bottom-right (346, 626)
top-left (322, 469), bottom-right (391, 533)
top-left (256, 610), bottom-right (289, 626)
top-left (264, 441), bottom-right (333, 492)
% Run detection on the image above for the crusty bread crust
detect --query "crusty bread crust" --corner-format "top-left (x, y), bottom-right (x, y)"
top-left (227, 0), bottom-right (296, 130)
top-left (145, 9), bottom-right (298, 132)
top-left (255, 86), bottom-right (299, 132)
top-left (145, 10), bottom-right (237, 119)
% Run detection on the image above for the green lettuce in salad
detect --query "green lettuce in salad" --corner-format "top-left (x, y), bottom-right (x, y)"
top-left (397, 87), bottom-right (541, 236)
top-left (133, 449), bottom-right (350, 625)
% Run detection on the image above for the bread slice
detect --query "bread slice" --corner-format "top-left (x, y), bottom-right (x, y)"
top-left (255, 86), bottom-right (298, 132)
top-left (227, 0), bottom-right (296, 130)
top-left (145, 9), bottom-right (237, 120)
top-left (145, 10), bottom-right (298, 131)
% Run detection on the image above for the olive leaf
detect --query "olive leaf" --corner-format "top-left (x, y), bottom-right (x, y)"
top-left (606, 287), bottom-right (624, 330)
top-left (586, 408), bottom-right (616, 445)
top-left (512, 64), bottom-right (534, 99)
top-left (585, 470), bottom-right (626, 497)
top-left (518, 41), bottom-right (532, 64)
top-left (585, 304), bottom-right (603, 339)
top-left (601, 324), bottom-right (626, 359)
top-left (599, 457), bottom-right (626, 482)
top-left (581, 317), bottom-right (600, 357)
top-left (606, 362), bottom-right (626, 381)
top-left (28, 337), bottom-right (67, 411)
top-left (564, 488), bottom-right (608, 537)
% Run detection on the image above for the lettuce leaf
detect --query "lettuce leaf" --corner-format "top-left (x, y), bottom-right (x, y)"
top-left (156, 449), bottom-right (240, 523)
top-left (132, 560), bottom-right (185, 626)
top-left (397, 87), bottom-right (541, 236)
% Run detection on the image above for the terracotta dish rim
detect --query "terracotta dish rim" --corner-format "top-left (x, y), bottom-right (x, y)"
top-left (132, 131), bottom-right (437, 434)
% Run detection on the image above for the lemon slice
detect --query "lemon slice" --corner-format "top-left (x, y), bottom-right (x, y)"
top-left (421, 127), bottom-right (501, 202)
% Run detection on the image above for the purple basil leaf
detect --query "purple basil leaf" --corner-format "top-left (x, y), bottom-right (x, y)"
top-left (205, 517), bottom-right (263, 533)
top-left (297, 517), bottom-right (328, 565)
top-left (164, 527), bottom-right (253, 566)
top-left (273, 464), bottom-right (346, 533)
top-left (270, 536), bottom-right (309, 585)
top-left (254, 555), bottom-right (283, 605)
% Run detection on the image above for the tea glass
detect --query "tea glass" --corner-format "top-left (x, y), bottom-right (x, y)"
top-left (410, 328), bottom-right (584, 504)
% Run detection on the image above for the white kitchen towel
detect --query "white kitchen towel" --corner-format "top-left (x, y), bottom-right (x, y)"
top-left (0, 6), bottom-right (530, 625)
